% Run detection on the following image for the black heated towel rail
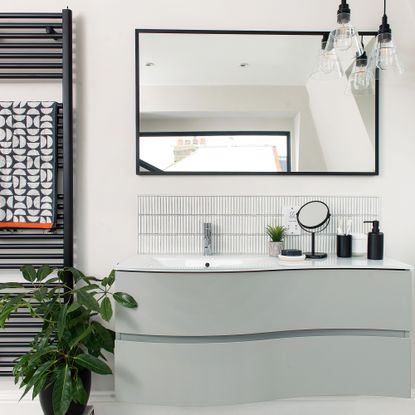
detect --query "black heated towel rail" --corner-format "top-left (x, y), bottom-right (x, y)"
top-left (0, 9), bottom-right (74, 377)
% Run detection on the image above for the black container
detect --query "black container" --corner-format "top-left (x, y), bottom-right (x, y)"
top-left (39, 369), bottom-right (91, 415)
top-left (364, 220), bottom-right (384, 260)
top-left (337, 234), bottom-right (352, 258)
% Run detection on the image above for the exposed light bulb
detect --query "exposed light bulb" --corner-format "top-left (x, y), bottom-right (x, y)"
top-left (378, 44), bottom-right (394, 69)
top-left (310, 34), bottom-right (343, 81)
top-left (352, 67), bottom-right (370, 91)
top-left (346, 52), bottom-right (374, 96)
top-left (319, 52), bottom-right (337, 74)
top-left (333, 20), bottom-right (353, 51)
top-left (373, 3), bottom-right (403, 75)
top-left (375, 35), bottom-right (402, 73)
top-left (325, 2), bottom-right (363, 56)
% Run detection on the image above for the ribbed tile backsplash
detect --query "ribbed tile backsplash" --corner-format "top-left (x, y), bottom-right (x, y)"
top-left (137, 195), bottom-right (380, 255)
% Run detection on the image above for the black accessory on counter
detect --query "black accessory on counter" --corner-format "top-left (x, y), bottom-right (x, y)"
top-left (296, 200), bottom-right (331, 259)
top-left (364, 220), bottom-right (384, 260)
top-left (281, 249), bottom-right (303, 257)
top-left (337, 234), bottom-right (352, 258)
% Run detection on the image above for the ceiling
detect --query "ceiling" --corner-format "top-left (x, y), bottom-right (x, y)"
top-left (139, 33), bottom-right (368, 86)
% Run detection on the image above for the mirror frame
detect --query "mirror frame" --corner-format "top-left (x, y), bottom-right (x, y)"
top-left (136, 29), bottom-right (379, 176)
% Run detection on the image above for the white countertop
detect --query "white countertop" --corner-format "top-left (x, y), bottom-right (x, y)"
top-left (115, 254), bottom-right (413, 273)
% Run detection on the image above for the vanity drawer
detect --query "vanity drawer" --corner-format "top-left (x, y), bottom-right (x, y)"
top-left (115, 269), bottom-right (412, 336)
top-left (115, 335), bottom-right (411, 405)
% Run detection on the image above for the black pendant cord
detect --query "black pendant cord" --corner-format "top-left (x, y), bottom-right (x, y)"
top-left (384, 0), bottom-right (386, 15)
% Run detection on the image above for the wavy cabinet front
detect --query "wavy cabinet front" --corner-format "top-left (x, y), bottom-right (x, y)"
top-left (114, 269), bottom-right (412, 405)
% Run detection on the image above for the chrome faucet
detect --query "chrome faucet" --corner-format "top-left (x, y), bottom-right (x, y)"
top-left (203, 223), bottom-right (213, 256)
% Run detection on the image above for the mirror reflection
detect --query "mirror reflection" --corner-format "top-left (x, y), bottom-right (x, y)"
top-left (137, 31), bottom-right (378, 174)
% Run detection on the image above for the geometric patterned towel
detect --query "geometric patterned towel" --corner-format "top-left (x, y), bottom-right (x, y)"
top-left (0, 101), bottom-right (58, 229)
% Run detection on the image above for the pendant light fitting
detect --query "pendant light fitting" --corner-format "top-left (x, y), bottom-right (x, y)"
top-left (325, 0), bottom-right (363, 56)
top-left (373, 0), bottom-right (403, 73)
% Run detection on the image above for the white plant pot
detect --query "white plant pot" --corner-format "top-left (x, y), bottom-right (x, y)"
top-left (269, 241), bottom-right (283, 257)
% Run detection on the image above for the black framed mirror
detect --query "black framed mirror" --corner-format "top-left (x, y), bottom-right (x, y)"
top-left (136, 29), bottom-right (379, 175)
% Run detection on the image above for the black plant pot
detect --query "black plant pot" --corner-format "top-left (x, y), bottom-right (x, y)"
top-left (39, 369), bottom-right (91, 415)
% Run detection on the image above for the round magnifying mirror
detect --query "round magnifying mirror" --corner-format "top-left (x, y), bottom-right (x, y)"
top-left (296, 201), bottom-right (331, 259)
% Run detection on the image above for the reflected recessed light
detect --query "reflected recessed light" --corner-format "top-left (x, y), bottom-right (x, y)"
top-left (240, 62), bottom-right (249, 67)
top-left (145, 62), bottom-right (155, 67)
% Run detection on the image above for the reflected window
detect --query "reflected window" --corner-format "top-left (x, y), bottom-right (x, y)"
top-left (139, 132), bottom-right (291, 173)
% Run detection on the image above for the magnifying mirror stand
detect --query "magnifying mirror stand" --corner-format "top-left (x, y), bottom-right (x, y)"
top-left (305, 232), bottom-right (327, 259)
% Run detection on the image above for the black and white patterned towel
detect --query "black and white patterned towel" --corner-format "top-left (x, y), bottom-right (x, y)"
top-left (0, 101), bottom-right (58, 229)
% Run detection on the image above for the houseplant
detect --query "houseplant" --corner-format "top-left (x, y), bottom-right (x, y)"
top-left (0, 265), bottom-right (137, 415)
top-left (266, 225), bottom-right (286, 256)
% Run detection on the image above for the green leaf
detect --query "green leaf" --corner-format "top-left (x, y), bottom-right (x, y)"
top-left (101, 270), bottom-right (115, 288)
top-left (67, 302), bottom-right (81, 314)
top-left (21, 265), bottom-right (36, 282)
top-left (107, 270), bottom-right (115, 286)
top-left (69, 325), bottom-right (92, 350)
top-left (75, 353), bottom-right (112, 375)
top-left (32, 286), bottom-right (48, 302)
top-left (113, 292), bottom-right (138, 309)
top-left (0, 282), bottom-right (24, 290)
top-left (31, 361), bottom-right (55, 399)
top-left (36, 265), bottom-right (53, 281)
top-left (53, 364), bottom-right (73, 415)
top-left (73, 374), bottom-right (88, 404)
top-left (32, 375), bottom-right (47, 400)
top-left (100, 297), bottom-right (113, 322)
top-left (57, 269), bottom-right (66, 283)
top-left (92, 322), bottom-right (115, 353)
top-left (0, 296), bottom-right (25, 327)
top-left (66, 267), bottom-right (87, 283)
top-left (76, 289), bottom-right (100, 313)
top-left (57, 303), bottom-right (68, 340)
top-left (79, 283), bottom-right (100, 292)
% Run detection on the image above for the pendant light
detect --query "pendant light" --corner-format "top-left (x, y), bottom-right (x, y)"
top-left (346, 48), bottom-right (375, 95)
top-left (310, 33), bottom-right (344, 80)
top-left (325, 0), bottom-right (363, 56)
top-left (373, 0), bottom-right (403, 73)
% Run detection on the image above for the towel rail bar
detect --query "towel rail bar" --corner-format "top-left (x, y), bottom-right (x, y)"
top-left (0, 253), bottom-right (64, 259)
top-left (0, 13), bottom-right (62, 19)
top-left (0, 42), bottom-right (63, 49)
top-left (0, 244), bottom-right (64, 249)
top-left (0, 23), bottom-right (62, 29)
top-left (0, 72), bottom-right (62, 78)
top-left (0, 234), bottom-right (63, 240)
top-left (3, 323), bottom-right (43, 329)
top-left (0, 33), bottom-right (63, 39)
top-left (0, 264), bottom-right (64, 269)
top-left (0, 333), bottom-right (40, 338)
top-left (0, 63), bottom-right (62, 69)
top-left (0, 352), bottom-right (28, 357)
top-left (0, 52), bottom-right (62, 58)
top-left (0, 342), bottom-right (31, 347)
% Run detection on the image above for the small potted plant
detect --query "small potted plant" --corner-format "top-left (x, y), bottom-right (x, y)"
top-left (266, 225), bottom-right (286, 257)
top-left (0, 265), bottom-right (137, 415)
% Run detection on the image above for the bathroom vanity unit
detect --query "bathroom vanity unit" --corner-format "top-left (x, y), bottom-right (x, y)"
top-left (114, 255), bottom-right (412, 405)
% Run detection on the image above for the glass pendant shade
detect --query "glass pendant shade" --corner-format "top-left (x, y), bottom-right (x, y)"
top-left (372, 5), bottom-right (403, 75)
top-left (374, 32), bottom-right (403, 74)
top-left (325, 2), bottom-right (363, 56)
top-left (346, 53), bottom-right (375, 95)
top-left (310, 44), bottom-right (344, 81)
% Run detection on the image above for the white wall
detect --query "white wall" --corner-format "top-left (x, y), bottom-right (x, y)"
top-left (1, 0), bottom-right (415, 394)
top-left (140, 85), bottom-right (325, 170)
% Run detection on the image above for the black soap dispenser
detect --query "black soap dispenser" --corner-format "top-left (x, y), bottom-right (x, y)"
top-left (364, 220), bottom-right (384, 260)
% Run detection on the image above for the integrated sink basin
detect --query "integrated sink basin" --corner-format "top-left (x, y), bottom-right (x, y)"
top-left (116, 254), bottom-right (281, 272)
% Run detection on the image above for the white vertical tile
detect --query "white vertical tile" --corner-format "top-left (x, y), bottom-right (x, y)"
top-left (137, 196), bottom-right (379, 255)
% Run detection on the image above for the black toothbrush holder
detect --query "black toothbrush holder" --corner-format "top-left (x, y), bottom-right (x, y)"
top-left (337, 234), bottom-right (352, 258)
